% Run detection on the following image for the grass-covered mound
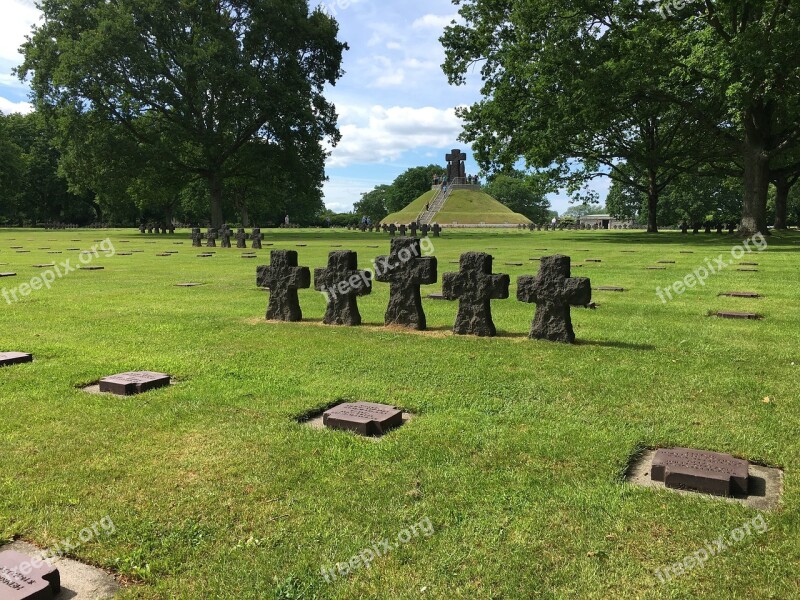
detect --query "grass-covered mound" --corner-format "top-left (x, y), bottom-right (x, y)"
top-left (381, 189), bottom-right (437, 224)
top-left (383, 189), bottom-right (532, 225)
top-left (1, 228), bottom-right (799, 598)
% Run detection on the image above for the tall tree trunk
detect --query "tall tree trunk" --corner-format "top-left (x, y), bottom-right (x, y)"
top-left (740, 108), bottom-right (770, 236)
top-left (208, 172), bottom-right (224, 229)
top-left (241, 204), bottom-right (250, 228)
top-left (774, 175), bottom-right (789, 229)
top-left (647, 168), bottom-right (659, 233)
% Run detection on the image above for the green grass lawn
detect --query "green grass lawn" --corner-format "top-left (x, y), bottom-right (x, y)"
top-left (1, 227), bottom-right (799, 599)
top-left (383, 189), bottom-right (531, 225)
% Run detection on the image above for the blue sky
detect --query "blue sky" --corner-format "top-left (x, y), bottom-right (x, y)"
top-left (1, 0), bottom-right (607, 214)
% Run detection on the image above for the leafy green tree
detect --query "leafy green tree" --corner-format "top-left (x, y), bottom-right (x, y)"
top-left (484, 173), bottom-right (550, 222)
top-left (354, 185), bottom-right (390, 222)
top-left (385, 165), bottom-right (442, 213)
top-left (19, 0), bottom-right (347, 228)
top-left (0, 114), bottom-right (24, 223)
top-left (441, 1), bottom-right (713, 233)
top-left (442, 1), bottom-right (800, 236)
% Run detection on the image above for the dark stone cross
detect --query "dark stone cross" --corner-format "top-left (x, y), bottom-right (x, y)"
top-left (206, 228), bottom-right (217, 247)
top-left (257, 250), bottom-right (311, 321)
top-left (446, 148), bottom-right (467, 181)
top-left (191, 228), bottom-right (202, 247)
top-left (139, 224), bottom-right (146, 234)
top-left (375, 238), bottom-right (438, 330)
top-left (399, 224), bottom-right (407, 236)
top-left (517, 255), bottom-right (591, 343)
top-left (410, 222), bottom-right (418, 237)
top-left (388, 223), bottom-right (397, 236)
top-left (432, 223), bottom-right (441, 237)
top-left (421, 224), bottom-right (429, 237)
top-left (314, 251), bottom-right (372, 326)
top-left (235, 228), bottom-right (248, 248)
top-left (220, 226), bottom-right (232, 248)
top-left (443, 253), bottom-right (509, 336)
top-left (251, 228), bottom-right (263, 249)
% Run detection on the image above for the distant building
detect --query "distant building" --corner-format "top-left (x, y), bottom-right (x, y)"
top-left (577, 214), bottom-right (636, 229)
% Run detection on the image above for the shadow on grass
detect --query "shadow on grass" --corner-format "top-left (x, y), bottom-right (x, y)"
top-left (575, 339), bottom-right (656, 351)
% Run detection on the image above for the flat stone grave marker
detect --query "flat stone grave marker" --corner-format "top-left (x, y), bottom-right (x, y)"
top-left (505, 262), bottom-right (523, 266)
top-left (646, 266), bottom-right (666, 270)
top-left (0, 273), bottom-right (16, 278)
top-left (156, 253), bottom-right (171, 257)
top-left (98, 371), bottom-right (171, 396)
top-left (164, 251), bottom-right (178, 254)
top-left (10, 246), bottom-right (22, 249)
top-left (32, 264), bottom-right (55, 268)
top-left (47, 251), bottom-right (62, 254)
top-left (15, 250), bottom-right (30, 253)
top-left (594, 286), bottom-right (625, 292)
top-left (585, 259), bottom-right (602, 263)
top-left (131, 250), bottom-right (144, 253)
top-left (427, 292), bottom-right (445, 300)
top-left (297, 244), bottom-right (307, 247)
top-left (117, 253), bottom-right (132, 256)
top-left (0, 549), bottom-right (61, 599)
top-left (66, 248), bottom-right (79, 251)
top-left (740, 262), bottom-right (759, 266)
top-left (79, 266), bottom-right (104, 271)
top-left (367, 245), bottom-right (379, 248)
top-left (197, 253), bottom-right (213, 258)
top-left (651, 448), bottom-right (749, 496)
top-left (241, 255), bottom-right (258, 259)
top-left (0, 352), bottom-right (33, 367)
top-left (657, 260), bottom-right (676, 264)
top-left (715, 311), bottom-right (762, 320)
top-left (621, 250), bottom-right (637, 253)
top-left (323, 402), bottom-right (403, 436)
top-left (176, 283), bottom-right (204, 287)
top-left (719, 292), bottom-right (761, 298)
top-left (679, 251), bottom-right (694, 254)
top-left (38, 247), bottom-right (50, 250)
top-left (737, 268), bottom-right (758, 272)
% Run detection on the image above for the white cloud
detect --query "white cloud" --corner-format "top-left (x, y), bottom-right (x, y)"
top-left (327, 104), bottom-right (464, 168)
top-left (322, 176), bottom-right (386, 212)
top-left (0, 0), bottom-right (40, 63)
top-left (411, 13), bottom-right (458, 29)
top-left (0, 96), bottom-right (33, 115)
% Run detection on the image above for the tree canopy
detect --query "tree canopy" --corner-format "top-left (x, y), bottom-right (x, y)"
top-left (442, 0), bottom-right (800, 235)
top-left (19, 0), bottom-right (347, 228)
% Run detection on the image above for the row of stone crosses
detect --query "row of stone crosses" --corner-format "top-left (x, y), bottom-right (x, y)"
top-left (348, 222), bottom-right (442, 237)
top-left (256, 238), bottom-right (591, 344)
top-left (139, 223), bottom-right (176, 234)
top-left (189, 226), bottom-right (265, 248)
